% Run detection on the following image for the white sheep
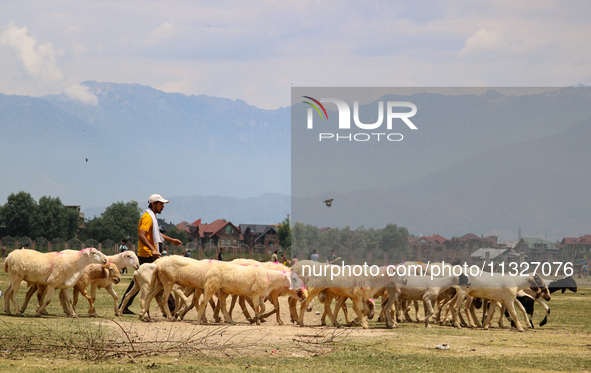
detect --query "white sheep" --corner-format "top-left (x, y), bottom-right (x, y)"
top-left (3, 248), bottom-right (108, 317)
top-left (383, 273), bottom-right (470, 328)
top-left (20, 250), bottom-right (140, 316)
top-left (118, 262), bottom-right (190, 319)
top-left (106, 251), bottom-right (140, 272)
top-left (195, 262), bottom-right (294, 325)
top-left (227, 258), bottom-right (307, 325)
top-left (452, 273), bottom-right (548, 332)
top-left (291, 261), bottom-right (406, 328)
top-left (139, 256), bottom-right (221, 322)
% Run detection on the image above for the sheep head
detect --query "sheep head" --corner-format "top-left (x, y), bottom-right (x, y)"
top-left (106, 263), bottom-right (121, 284)
top-left (83, 247), bottom-right (108, 265)
top-left (122, 251), bottom-right (140, 270)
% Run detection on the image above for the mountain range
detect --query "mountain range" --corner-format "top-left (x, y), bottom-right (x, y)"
top-left (1, 83), bottom-right (590, 241)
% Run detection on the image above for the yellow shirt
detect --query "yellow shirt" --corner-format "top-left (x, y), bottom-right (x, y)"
top-left (137, 211), bottom-right (154, 258)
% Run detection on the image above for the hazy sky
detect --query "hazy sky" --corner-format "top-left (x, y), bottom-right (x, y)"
top-left (1, 1), bottom-right (590, 110)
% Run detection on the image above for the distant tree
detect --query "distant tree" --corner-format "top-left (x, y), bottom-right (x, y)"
top-left (84, 201), bottom-right (141, 242)
top-left (31, 196), bottom-right (79, 239)
top-left (380, 223), bottom-right (409, 259)
top-left (161, 225), bottom-right (188, 248)
top-left (0, 191), bottom-right (37, 237)
top-left (277, 216), bottom-right (291, 250)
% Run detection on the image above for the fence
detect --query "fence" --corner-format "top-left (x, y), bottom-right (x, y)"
top-left (0, 236), bottom-right (276, 263)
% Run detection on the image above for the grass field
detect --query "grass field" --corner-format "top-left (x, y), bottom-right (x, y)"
top-left (0, 263), bottom-right (589, 372)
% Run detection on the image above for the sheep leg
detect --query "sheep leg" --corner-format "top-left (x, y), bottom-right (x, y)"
top-left (36, 286), bottom-right (56, 317)
top-left (504, 297), bottom-right (526, 332)
top-left (238, 296), bottom-right (255, 323)
top-left (196, 286), bottom-right (219, 325)
top-left (139, 277), bottom-right (164, 321)
top-left (105, 285), bottom-right (119, 317)
top-left (514, 299), bottom-right (532, 329)
top-left (75, 286), bottom-right (95, 316)
top-left (349, 297), bottom-right (369, 329)
top-left (258, 291), bottom-right (283, 325)
top-left (3, 284), bottom-right (13, 314)
top-left (159, 282), bottom-right (176, 321)
top-left (288, 296), bottom-right (299, 323)
top-left (422, 296), bottom-right (435, 328)
top-left (322, 293), bottom-right (341, 328)
top-left (463, 296), bottom-right (478, 328)
top-left (298, 288), bottom-right (323, 327)
top-left (9, 276), bottom-right (25, 316)
top-left (217, 292), bottom-right (234, 324)
top-left (332, 296), bottom-right (348, 326)
top-left (17, 284), bottom-right (38, 314)
top-left (228, 294), bottom-right (238, 317)
top-left (537, 299), bottom-right (550, 327)
top-left (382, 291), bottom-right (400, 329)
top-left (251, 295), bottom-right (263, 325)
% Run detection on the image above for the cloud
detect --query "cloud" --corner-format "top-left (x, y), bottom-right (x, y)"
top-left (63, 84), bottom-right (98, 105)
top-left (147, 21), bottom-right (177, 45)
top-left (0, 25), bottom-right (64, 81)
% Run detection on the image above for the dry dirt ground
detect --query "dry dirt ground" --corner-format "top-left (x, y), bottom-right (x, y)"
top-left (103, 296), bottom-right (392, 353)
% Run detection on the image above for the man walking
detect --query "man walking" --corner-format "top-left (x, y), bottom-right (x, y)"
top-left (119, 194), bottom-right (182, 315)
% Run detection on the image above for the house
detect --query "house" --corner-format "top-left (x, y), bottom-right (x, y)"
top-left (409, 234), bottom-right (449, 262)
top-left (189, 219), bottom-right (243, 249)
top-left (560, 234), bottom-right (591, 263)
top-left (239, 224), bottom-right (278, 252)
top-left (471, 247), bottom-right (519, 264)
top-left (514, 237), bottom-right (559, 262)
top-left (446, 233), bottom-right (499, 263)
top-left (175, 221), bottom-right (192, 234)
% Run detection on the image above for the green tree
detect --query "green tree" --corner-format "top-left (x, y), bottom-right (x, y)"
top-left (0, 191), bottom-right (37, 237)
top-left (379, 223), bottom-right (409, 259)
top-left (161, 225), bottom-right (188, 249)
top-left (84, 201), bottom-right (142, 242)
top-left (277, 216), bottom-right (291, 250)
top-left (32, 196), bottom-right (79, 240)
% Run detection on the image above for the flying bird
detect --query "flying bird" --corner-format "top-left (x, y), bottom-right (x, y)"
top-left (323, 199), bottom-right (334, 207)
top-left (85, 158), bottom-right (88, 163)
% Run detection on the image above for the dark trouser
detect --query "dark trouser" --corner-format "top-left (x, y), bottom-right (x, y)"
top-left (119, 256), bottom-right (176, 312)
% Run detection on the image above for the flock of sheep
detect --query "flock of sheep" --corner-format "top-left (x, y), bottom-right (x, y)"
top-left (1, 248), bottom-right (578, 332)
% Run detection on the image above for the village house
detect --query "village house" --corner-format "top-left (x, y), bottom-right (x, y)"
top-left (239, 224), bottom-right (278, 253)
top-left (514, 237), bottom-right (559, 262)
top-left (189, 219), bottom-right (243, 249)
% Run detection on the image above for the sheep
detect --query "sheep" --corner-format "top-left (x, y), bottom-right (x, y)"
top-left (4, 248), bottom-right (108, 317)
top-left (106, 251), bottom-right (140, 273)
top-left (71, 263), bottom-right (121, 316)
top-left (383, 273), bottom-right (470, 329)
top-left (139, 256), bottom-right (221, 322)
top-left (228, 258), bottom-right (307, 325)
top-left (534, 275), bottom-right (578, 327)
top-left (452, 273), bottom-right (548, 332)
top-left (291, 261), bottom-right (406, 328)
top-left (119, 262), bottom-right (191, 320)
top-left (290, 260), bottom-right (334, 327)
top-left (20, 251), bottom-right (140, 317)
top-left (195, 262), bottom-right (295, 325)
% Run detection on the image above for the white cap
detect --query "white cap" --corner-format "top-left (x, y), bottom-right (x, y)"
top-left (148, 194), bottom-right (169, 204)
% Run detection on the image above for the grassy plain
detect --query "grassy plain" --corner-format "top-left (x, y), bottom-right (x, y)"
top-left (0, 263), bottom-right (589, 372)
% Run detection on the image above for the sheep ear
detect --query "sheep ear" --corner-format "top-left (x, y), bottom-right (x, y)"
top-left (103, 266), bottom-right (109, 278)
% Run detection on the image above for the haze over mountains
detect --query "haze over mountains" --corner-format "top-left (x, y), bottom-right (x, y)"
top-left (1, 83), bottom-right (590, 240)
top-left (292, 87), bottom-right (591, 241)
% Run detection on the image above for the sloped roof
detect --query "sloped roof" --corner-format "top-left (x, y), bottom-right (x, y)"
top-left (197, 219), bottom-right (241, 239)
top-left (175, 221), bottom-right (191, 233)
top-left (471, 247), bottom-right (517, 260)
top-left (240, 224), bottom-right (276, 235)
top-left (518, 237), bottom-right (559, 251)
